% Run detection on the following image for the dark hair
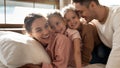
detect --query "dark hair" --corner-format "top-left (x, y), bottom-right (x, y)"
top-left (24, 13), bottom-right (44, 33)
top-left (72, 0), bottom-right (100, 7)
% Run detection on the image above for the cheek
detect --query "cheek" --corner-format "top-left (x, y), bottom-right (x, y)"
top-left (58, 24), bottom-right (64, 29)
top-left (35, 35), bottom-right (46, 43)
top-left (61, 24), bottom-right (66, 28)
top-left (68, 23), bottom-right (71, 27)
top-left (67, 22), bottom-right (71, 25)
top-left (86, 10), bottom-right (92, 17)
top-left (32, 33), bottom-right (42, 40)
top-left (66, 23), bottom-right (70, 28)
top-left (76, 22), bottom-right (79, 25)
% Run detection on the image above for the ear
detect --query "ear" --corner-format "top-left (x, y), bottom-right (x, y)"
top-left (89, 1), bottom-right (97, 9)
top-left (28, 32), bottom-right (33, 37)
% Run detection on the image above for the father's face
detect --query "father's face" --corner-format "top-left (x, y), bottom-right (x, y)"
top-left (73, 2), bottom-right (95, 23)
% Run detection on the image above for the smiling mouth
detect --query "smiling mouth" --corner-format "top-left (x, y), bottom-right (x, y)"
top-left (71, 23), bottom-right (77, 27)
top-left (42, 34), bottom-right (50, 39)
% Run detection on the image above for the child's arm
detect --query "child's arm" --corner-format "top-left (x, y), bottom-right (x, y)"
top-left (73, 38), bottom-right (82, 68)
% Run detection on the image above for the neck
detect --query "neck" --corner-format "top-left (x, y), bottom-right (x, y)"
top-left (77, 23), bottom-right (83, 32)
top-left (99, 6), bottom-right (109, 24)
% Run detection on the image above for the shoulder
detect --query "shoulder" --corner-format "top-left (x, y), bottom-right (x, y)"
top-left (55, 33), bottom-right (70, 41)
top-left (108, 6), bottom-right (120, 29)
top-left (66, 28), bottom-right (81, 40)
top-left (66, 28), bottom-right (79, 35)
top-left (54, 33), bottom-right (71, 49)
top-left (82, 24), bottom-right (94, 32)
top-left (108, 6), bottom-right (120, 19)
top-left (109, 6), bottom-right (120, 13)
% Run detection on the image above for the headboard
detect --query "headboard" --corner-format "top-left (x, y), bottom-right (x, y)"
top-left (0, 24), bottom-right (25, 34)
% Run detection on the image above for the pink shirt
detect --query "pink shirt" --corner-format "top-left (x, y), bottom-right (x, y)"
top-left (66, 28), bottom-right (81, 41)
top-left (42, 33), bottom-right (71, 68)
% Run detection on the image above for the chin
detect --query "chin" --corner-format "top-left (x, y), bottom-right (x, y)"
top-left (73, 26), bottom-right (78, 29)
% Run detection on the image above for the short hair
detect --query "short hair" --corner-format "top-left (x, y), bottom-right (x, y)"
top-left (72, 0), bottom-right (100, 7)
top-left (24, 13), bottom-right (44, 33)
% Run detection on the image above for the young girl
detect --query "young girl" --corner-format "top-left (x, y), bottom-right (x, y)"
top-left (20, 13), bottom-right (71, 68)
top-left (47, 11), bottom-right (82, 68)
top-left (62, 5), bottom-right (101, 66)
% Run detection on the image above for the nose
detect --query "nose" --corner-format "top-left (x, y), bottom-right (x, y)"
top-left (81, 13), bottom-right (86, 18)
top-left (42, 29), bottom-right (49, 35)
top-left (70, 20), bottom-right (75, 24)
top-left (54, 26), bottom-right (59, 31)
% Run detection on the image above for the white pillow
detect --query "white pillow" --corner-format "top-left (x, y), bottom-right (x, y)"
top-left (0, 31), bottom-right (51, 68)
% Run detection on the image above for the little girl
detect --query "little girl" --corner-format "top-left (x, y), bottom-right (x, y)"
top-left (62, 5), bottom-right (101, 66)
top-left (47, 11), bottom-right (82, 68)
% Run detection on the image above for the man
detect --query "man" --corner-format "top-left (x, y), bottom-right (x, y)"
top-left (72, 0), bottom-right (120, 68)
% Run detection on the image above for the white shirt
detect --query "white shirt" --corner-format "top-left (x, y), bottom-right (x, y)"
top-left (92, 6), bottom-right (120, 68)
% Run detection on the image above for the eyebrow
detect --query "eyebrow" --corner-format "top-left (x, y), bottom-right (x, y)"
top-left (35, 27), bottom-right (41, 30)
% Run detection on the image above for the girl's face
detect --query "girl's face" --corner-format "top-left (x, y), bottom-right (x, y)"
top-left (30, 17), bottom-right (51, 45)
top-left (64, 10), bottom-right (81, 29)
top-left (48, 16), bottom-right (66, 34)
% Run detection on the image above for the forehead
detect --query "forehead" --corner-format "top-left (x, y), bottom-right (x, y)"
top-left (49, 15), bottom-right (59, 19)
top-left (49, 15), bottom-right (62, 22)
top-left (65, 10), bottom-right (76, 18)
top-left (66, 10), bottom-right (76, 16)
top-left (73, 3), bottom-right (87, 11)
top-left (32, 17), bottom-right (47, 27)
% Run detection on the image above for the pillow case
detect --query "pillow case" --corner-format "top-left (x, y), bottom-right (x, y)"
top-left (0, 31), bottom-right (51, 68)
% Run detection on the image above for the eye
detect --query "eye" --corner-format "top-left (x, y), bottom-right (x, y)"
top-left (45, 23), bottom-right (49, 29)
top-left (76, 10), bottom-right (83, 15)
top-left (56, 22), bottom-right (60, 25)
top-left (72, 16), bottom-right (76, 19)
top-left (36, 28), bottom-right (42, 32)
top-left (66, 19), bottom-right (70, 22)
top-left (50, 26), bottom-right (55, 30)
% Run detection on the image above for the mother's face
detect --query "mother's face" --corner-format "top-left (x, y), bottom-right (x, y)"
top-left (30, 17), bottom-right (51, 45)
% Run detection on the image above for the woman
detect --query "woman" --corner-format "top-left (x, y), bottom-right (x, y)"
top-left (19, 13), bottom-right (71, 68)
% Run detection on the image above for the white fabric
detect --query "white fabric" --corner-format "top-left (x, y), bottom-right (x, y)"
top-left (92, 6), bottom-right (120, 68)
top-left (83, 63), bottom-right (105, 68)
top-left (0, 31), bottom-right (51, 68)
top-left (68, 64), bottom-right (105, 68)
